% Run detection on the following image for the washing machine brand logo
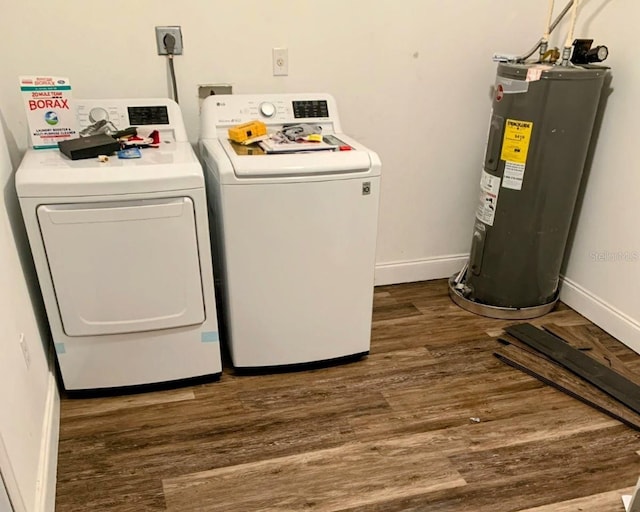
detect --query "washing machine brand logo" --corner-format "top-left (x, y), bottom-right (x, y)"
top-left (216, 101), bottom-right (226, 107)
top-left (44, 111), bottom-right (59, 125)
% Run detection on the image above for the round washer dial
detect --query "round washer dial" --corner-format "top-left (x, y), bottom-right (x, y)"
top-left (259, 102), bottom-right (276, 118)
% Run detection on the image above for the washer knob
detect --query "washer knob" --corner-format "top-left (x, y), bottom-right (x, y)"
top-left (259, 102), bottom-right (276, 118)
top-left (89, 107), bottom-right (109, 123)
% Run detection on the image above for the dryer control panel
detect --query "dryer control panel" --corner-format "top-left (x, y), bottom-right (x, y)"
top-left (74, 98), bottom-right (188, 142)
top-left (200, 93), bottom-right (342, 139)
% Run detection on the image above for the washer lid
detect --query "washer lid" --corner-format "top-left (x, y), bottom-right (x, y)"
top-left (220, 137), bottom-right (373, 178)
top-left (16, 142), bottom-right (203, 197)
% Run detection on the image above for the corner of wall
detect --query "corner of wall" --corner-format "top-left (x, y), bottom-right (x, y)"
top-left (35, 357), bottom-right (59, 512)
top-left (375, 254), bottom-right (468, 286)
top-left (560, 276), bottom-right (640, 355)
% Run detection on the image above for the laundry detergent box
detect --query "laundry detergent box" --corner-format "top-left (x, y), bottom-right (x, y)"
top-left (19, 76), bottom-right (78, 149)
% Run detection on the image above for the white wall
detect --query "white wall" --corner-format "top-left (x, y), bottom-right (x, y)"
top-left (0, 0), bottom-right (549, 286)
top-left (0, 110), bottom-right (58, 510)
top-left (560, 0), bottom-right (640, 353)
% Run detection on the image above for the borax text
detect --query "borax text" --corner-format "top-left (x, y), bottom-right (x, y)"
top-left (28, 99), bottom-right (69, 110)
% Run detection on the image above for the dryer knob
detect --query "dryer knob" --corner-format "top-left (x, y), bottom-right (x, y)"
top-left (89, 107), bottom-right (109, 123)
top-left (259, 102), bottom-right (276, 118)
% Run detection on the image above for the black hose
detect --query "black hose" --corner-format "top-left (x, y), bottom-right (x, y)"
top-left (168, 54), bottom-right (179, 104)
top-left (163, 33), bottom-right (179, 104)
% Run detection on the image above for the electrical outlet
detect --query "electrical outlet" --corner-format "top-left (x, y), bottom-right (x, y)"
top-left (273, 48), bottom-right (289, 76)
top-left (155, 26), bottom-right (183, 55)
top-left (19, 333), bottom-right (30, 368)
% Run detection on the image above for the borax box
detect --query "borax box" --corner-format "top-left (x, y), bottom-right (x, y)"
top-left (20, 76), bottom-right (77, 149)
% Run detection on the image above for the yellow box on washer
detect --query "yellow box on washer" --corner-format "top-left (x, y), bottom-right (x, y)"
top-left (228, 120), bottom-right (267, 143)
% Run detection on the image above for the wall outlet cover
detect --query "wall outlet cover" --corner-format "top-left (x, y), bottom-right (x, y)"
top-left (155, 26), bottom-right (183, 55)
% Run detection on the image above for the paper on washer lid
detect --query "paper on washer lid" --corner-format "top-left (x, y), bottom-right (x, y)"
top-left (219, 137), bottom-right (375, 178)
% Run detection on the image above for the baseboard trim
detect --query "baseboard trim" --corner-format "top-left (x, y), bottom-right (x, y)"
top-left (34, 358), bottom-right (59, 512)
top-left (374, 254), bottom-right (468, 286)
top-left (0, 433), bottom-right (25, 511)
top-left (560, 276), bottom-right (640, 355)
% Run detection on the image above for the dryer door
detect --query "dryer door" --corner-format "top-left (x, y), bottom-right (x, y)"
top-left (37, 197), bottom-right (205, 336)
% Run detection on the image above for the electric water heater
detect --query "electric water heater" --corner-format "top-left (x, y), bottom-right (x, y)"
top-left (450, 62), bottom-right (608, 319)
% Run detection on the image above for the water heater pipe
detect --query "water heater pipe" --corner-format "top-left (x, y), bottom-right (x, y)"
top-left (565, 0), bottom-right (580, 47)
top-left (561, 0), bottom-right (581, 65)
top-left (517, 0), bottom-right (575, 62)
top-left (543, 0), bottom-right (555, 41)
top-left (540, 0), bottom-right (555, 58)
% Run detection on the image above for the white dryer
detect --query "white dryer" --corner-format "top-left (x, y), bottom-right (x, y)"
top-left (199, 93), bottom-right (381, 369)
top-left (16, 99), bottom-right (222, 391)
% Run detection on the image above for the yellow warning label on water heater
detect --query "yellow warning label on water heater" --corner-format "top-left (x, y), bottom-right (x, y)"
top-left (501, 119), bottom-right (533, 164)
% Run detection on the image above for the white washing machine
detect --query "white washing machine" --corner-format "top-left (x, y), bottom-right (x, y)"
top-left (16, 98), bottom-right (222, 391)
top-left (199, 93), bottom-right (381, 368)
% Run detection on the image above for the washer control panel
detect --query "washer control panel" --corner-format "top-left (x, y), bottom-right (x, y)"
top-left (204, 94), bottom-right (341, 136)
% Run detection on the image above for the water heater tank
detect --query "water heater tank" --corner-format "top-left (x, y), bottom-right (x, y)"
top-left (450, 62), bottom-right (608, 319)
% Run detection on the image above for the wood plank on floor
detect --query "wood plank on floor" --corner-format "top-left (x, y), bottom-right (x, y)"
top-left (517, 486), bottom-right (632, 511)
top-left (60, 388), bottom-right (196, 418)
top-left (55, 475), bottom-right (166, 512)
top-left (350, 391), bottom-right (618, 458)
top-left (505, 324), bottom-right (640, 415)
top-left (58, 393), bottom-right (359, 480)
top-left (447, 425), bottom-right (640, 511)
top-left (495, 338), bottom-right (640, 430)
top-left (544, 323), bottom-right (640, 386)
top-left (162, 435), bottom-right (467, 512)
top-left (338, 426), bottom-right (640, 512)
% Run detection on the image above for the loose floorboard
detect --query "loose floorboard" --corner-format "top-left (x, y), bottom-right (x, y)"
top-left (495, 339), bottom-right (640, 430)
top-left (55, 279), bottom-right (640, 511)
top-left (544, 323), bottom-right (640, 386)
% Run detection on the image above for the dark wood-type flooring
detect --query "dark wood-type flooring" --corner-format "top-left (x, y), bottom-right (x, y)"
top-left (55, 279), bottom-right (640, 511)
